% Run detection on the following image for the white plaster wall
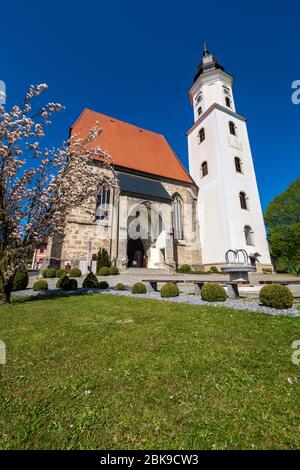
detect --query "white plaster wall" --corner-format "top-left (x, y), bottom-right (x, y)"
top-left (188, 106), bottom-right (271, 266)
top-left (192, 71), bottom-right (236, 120)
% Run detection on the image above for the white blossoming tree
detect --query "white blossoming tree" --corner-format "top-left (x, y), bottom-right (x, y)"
top-left (0, 84), bottom-right (115, 303)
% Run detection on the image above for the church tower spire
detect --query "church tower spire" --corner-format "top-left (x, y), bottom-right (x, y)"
top-left (187, 48), bottom-right (272, 269)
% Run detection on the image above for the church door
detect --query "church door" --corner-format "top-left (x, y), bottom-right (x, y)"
top-left (127, 238), bottom-right (145, 268)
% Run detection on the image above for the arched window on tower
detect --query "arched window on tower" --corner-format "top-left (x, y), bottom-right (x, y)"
top-left (201, 161), bottom-right (208, 177)
top-left (197, 106), bottom-right (202, 116)
top-left (234, 157), bottom-right (242, 173)
top-left (225, 96), bottom-right (231, 108)
top-left (244, 225), bottom-right (254, 246)
top-left (229, 121), bottom-right (236, 136)
top-left (198, 127), bottom-right (205, 144)
top-left (172, 195), bottom-right (183, 240)
top-left (96, 188), bottom-right (110, 220)
top-left (239, 191), bottom-right (248, 210)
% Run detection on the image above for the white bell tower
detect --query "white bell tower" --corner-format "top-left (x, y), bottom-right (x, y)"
top-left (187, 44), bottom-right (272, 269)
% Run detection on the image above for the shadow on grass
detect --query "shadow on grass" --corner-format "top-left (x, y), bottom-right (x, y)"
top-left (11, 288), bottom-right (102, 304)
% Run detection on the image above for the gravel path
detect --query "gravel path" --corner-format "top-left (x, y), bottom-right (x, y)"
top-left (12, 287), bottom-right (300, 317)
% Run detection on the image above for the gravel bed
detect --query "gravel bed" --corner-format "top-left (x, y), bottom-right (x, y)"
top-left (12, 287), bottom-right (300, 317)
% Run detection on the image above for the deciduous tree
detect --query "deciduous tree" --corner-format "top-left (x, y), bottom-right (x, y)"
top-left (0, 84), bottom-right (115, 302)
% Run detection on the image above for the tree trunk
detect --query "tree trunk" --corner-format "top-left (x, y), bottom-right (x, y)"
top-left (1, 283), bottom-right (11, 304)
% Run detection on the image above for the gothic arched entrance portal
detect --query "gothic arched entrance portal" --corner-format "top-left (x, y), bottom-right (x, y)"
top-left (127, 237), bottom-right (145, 268)
top-left (126, 201), bottom-right (166, 269)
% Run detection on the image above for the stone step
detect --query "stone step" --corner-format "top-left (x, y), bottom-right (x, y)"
top-left (125, 268), bottom-right (170, 275)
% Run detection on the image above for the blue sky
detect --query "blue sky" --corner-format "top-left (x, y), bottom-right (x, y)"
top-left (1, 0), bottom-right (299, 210)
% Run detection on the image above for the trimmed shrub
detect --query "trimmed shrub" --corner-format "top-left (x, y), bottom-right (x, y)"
top-left (42, 268), bottom-right (57, 278)
top-left (12, 269), bottom-right (29, 292)
top-left (96, 247), bottom-right (111, 271)
top-left (259, 285), bottom-right (293, 310)
top-left (33, 280), bottom-right (48, 291)
top-left (210, 266), bottom-right (219, 273)
top-left (69, 268), bottom-right (81, 277)
top-left (67, 279), bottom-right (78, 291)
top-left (99, 280), bottom-right (109, 290)
top-left (131, 282), bottom-right (147, 294)
top-left (179, 264), bottom-right (192, 273)
top-left (56, 273), bottom-right (70, 289)
top-left (47, 268), bottom-right (57, 278)
top-left (160, 282), bottom-right (180, 298)
top-left (82, 272), bottom-right (100, 289)
top-left (98, 266), bottom-right (110, 276)
top-left (109, 266), bottom-right (119, 275)
top-left (56, 269), bottom-right (66, 278)
top-left (201, 282), bottom-right (227, 302)
top-left (116, 282), bottom-right (125, 291)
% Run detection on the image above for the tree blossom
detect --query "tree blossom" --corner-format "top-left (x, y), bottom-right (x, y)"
top-left (0, 84), bottom-right (116, 303)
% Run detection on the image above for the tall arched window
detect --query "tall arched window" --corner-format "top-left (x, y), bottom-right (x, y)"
top-left (172, 195), bottom-right (183, 240)
top-left (96, 188), bottom-right (110, 220)
top-left (229, 121), bottom-right (236, 136)
top-left (234, 157), bottom-right (242, 173)
top-left (225, 96), bottom-right (231, 108)
top-left (244, 225), bottom-right (254, 245)
top-left (198, 127), bottom-right (205, 144)
top-left (239, 191), bottom-right (248, 210)
top-left (201, 161), bottom-right (208, 177)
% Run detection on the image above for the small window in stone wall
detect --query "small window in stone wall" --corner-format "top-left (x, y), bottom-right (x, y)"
top-left (96, 188), bottom-right (110, 220)
top-left (235, 157), bottom-right (242, 173)
top-left (239, 191), bottom-right (248, 210)
top-left (244, 225), bottom-right (254, 245)
top-left (201, 161), bottom-right (208, 177)
top-left (172, 195), bottom-right (183, 240)
top-left (198, 127), bottom-right (205, 144)
top-left (229, 121), bottom-right (236, 136)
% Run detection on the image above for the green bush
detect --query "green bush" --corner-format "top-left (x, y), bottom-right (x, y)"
top-left (96, 247), bottom-right (111, 271)
top-left (69, 268), bottom-right (81, 277)
top-left (179, 264), bottom-right (191, 273)
top-left (201, 282), bottom-right (227, 302)
top-left (99, 280), bottom-right (109, 290)
top-left (12, 269), bottom-right (29, 291)
top-left (33, 280), bottom-right (48, 291)
top-left (82, 272), bottom-right (100, 289)
top-left (131, 282), bottom-right (147, 294)
top-left (42, 268), bottom-right (57, 278)
top-left (109, 266), bottom-right (119, 275)
top-left (56, 268), bottom-right (66, 278)
top-left (98, 266), bottom-right (110, 276)
top-left (275, 258), bottom-right (289, 273)
top-left (67, 279), bottom-right (78, 291)
top-left (210, 266), bottom-right (219, 273)
top-left (160, 282), bottom-right (180, 298)
top-left (259, 285), bottom-right (294, 309)
top-left (56, 273), bottom-right (70, 289)
top-left (116, 283), bottom-right (125, 291)
top-left (288, 262), bottom-right (300, 275)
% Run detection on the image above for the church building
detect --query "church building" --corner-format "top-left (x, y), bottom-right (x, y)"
top-left (48, 46), bottom-right (272, 272)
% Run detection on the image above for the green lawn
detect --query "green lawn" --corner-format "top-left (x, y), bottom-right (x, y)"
top-left (0, 294), bottom-right (300, 450)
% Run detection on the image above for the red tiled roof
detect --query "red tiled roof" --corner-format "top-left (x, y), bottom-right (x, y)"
top-left (71, 109), bottom-right (193, 184)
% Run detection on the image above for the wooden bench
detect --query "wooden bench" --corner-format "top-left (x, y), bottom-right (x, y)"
top-left (142, 278), bottom-right (248, 298)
